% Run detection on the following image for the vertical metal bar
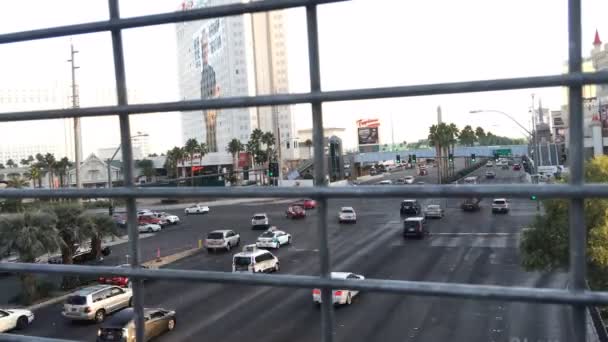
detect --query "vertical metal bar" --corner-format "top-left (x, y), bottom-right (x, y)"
top-left (567, 0), bottom-right (587, 339)
top-left (108, 1), bottom-right (144, 342)
top-left (306, 4), bottom-right (334, 342)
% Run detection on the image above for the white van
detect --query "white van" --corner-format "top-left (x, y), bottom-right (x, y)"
top-left (232, 245), bottom-right (279, 273)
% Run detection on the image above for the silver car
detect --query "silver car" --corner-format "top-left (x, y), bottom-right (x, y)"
top-left (424, 204), bottom-right (444, 219)
top-left (62, 285), bottom-right (133, 323)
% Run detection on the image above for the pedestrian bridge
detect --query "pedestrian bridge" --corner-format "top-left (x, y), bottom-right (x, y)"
top-left (354, 145), bottom-right (528, 163)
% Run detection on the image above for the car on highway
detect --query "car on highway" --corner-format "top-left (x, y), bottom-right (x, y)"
top-left (232, 244), bottom-right (279, 273)
top-left (461, 198), bottom-right (481, 211)
top-left (298, 199), bottom-right (317, 209)
top-left (286, 204), bottom-right (306, 219)
top-left (378, 179), bottom-right (392, 185)
top-left (184, 203), bottom-right (210, 215)
top-left (400, 199), bottom-right (421, 216)
top-left (96, 308), bottom-right (176, 342)
top-left (0, 308), bottom-right (34, 332)
top-left (205, 230), bottom-right (240, 252)
top-left (153, 212), bottom-right (180, 225)
top-left (136, 209), bottom-right (154, 216)
top-left (485, 171), bottom-right (496, 179)
top-left (486, 161), bottom-right (494, 167)
top-left (403, 217), bottom-right (427, 238)
top-left (62, 285), bottom-right (133, 323)
top-left (312, 272), bottom-right (364, 306)
top-left (491, 198), bottom-right (510, 214)
top-left (513, 163), bottom-right (522, 170)
top-left (424, 204), bottom-right (444, 219)
top-left (338, 207), bottom-right (357, 224)
top-left (502, 164), bottom-right (509, 170)
top-left (112, 214), bottom-right (127, 228)
top-left (256, 228), bottom-right (291, 249)
top-left (48, 245), bottom-right (111, 264)
top-left (404, 176), bottom-right (415, 184)
top-left (138, 214), bottom-right (167, 227)
top-left (251, 213), bottom-right (270, 229)
top-left (138, 223), bottom-right (161, 233)
top-left (98, 264), bottom-right (149, 288)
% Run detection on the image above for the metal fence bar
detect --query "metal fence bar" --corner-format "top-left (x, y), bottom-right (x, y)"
top-left (567, 0), bottom-right (587, 339)
top-left (4, 262), bottom-right (608, 306)
top-left (305, 4), bottom-right (334, 341)
top-left (108, 1), bottom-right (145, 341)
top-left (3, 72), bottom-right (608, 122)
top-left (4, 184), bottom-right (608, 199)
top-left (0, 0), bottom-right (347, 44)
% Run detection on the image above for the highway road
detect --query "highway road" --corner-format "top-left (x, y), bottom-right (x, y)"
top-left (15, 163), bottom-right (573, 342)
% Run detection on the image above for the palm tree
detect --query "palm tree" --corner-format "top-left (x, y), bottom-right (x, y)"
top-left (304, 139), bottom-right (313, 158)
top-left (184, 138), bottom-right (200, 186)
top-left (81, 214), bottom-right (119, 261)
top-left (226, 138), bottom-right (244, 168)
top-left (226, 139), bottom-right (244, 185)
top-left (136, 159), bottom-right (155, 182)
top-left (6, 176), bottom-right (29, 188)
top-left (44, 204), bottom-right (89, 289)
top-left (54, 157), bottom-right (72, 188)
top-left (0, 211), bottom-right (62, 303)
top-left (459, 125), bottom-right (477, 146)
top-left (29, 165), bottom-right (42, 188)
top-left (0, 163), bottom-right (5, 169)
top-left (3, 176), bottom-right (30, 212)
top-left (5, 159), bottom-right (16, 168)
top-left (167, 146), bottom-right (185, 180)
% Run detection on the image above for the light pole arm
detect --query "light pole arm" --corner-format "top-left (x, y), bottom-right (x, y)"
top-left (473, 110), bottom-right (533, 137)
top-left (107, 145), bottom-right (121, 190)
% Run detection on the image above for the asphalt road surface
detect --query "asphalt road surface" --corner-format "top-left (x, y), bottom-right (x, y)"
top-left (14, 163), bottom-right (574, 342)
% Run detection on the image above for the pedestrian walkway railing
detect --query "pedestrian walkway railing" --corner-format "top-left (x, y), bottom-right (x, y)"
top-left (0, 0), bottom-right (605, 341)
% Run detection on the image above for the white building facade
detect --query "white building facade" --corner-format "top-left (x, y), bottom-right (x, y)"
top-left (176, 0), bottom-right (298, 168)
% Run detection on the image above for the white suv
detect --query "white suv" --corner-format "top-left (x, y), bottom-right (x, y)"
top-left (251, 213), bottom-right (270, 229)
top-left (232, 245), bottom-right (279, 273)
top-left (62, 285), bottom-right (132, 323)
top-left (491, 198), bottom-right (510, 214)
top-left (205, 230), bottom-right (240, 251)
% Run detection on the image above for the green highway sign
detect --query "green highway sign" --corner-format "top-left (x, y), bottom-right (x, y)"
top-left (494, 148), bottom-right (512, 157)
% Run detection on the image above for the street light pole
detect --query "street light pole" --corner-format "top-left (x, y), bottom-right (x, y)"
top-left (469, 109), bottom-right (537, 172)
top-left (106, 133), bottom-right (148, 215)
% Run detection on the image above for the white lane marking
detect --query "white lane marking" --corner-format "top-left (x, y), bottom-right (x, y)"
top-left (429, 232), bottom-right (518, 236)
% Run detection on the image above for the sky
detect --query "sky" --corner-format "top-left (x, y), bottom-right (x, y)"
top-left (0, 0), bottom-right (607, 157)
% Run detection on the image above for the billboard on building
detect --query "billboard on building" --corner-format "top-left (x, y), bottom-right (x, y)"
top-left (192, 16), bottom-right (226, 153)
top-left (357, 118), bottom-right (380, 153)
top-left (238, 152), bottom-right (250, 168)
top-left (358, 127), bottom-right (379, 145)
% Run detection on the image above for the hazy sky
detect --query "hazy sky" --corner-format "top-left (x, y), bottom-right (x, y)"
top-left (0, 0), bottom-right (607, 156)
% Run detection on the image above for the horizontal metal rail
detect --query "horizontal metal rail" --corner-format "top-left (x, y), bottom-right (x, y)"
top-left (0, 262), bottom-right (606, 306)
top-left (0, 0), bottom-right (347, 44)
top-left (1, 71), bottom-right (608, 122)
top-left (1, 184), bottom-right (608, 199)
top-left (0, 334), bottom-right (78, 342)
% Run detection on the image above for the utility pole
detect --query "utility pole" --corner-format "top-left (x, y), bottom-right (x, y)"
top-left (68, 43), bottom-right (82, 189)
top-left (531, 94), bottom-right (540, 173)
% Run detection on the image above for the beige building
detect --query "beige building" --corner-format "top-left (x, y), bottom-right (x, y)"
top-left (297, 127), bottom-right (346, 159)
top-left (561, 29), bottom-right (608, 157)
top-left (177, 0), bottom-right (297, 169)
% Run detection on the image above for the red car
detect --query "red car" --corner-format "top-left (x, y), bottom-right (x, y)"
top-left (286, 205), bottom-right (306, 219)
top-left (138, 214), bottom-right (166, 227)
top-left (98, 264), bottom-right (148, 287)
top-left (513, 164), bottom-right (521, 171)
top-left (298, 199), bottom-right (317, 209)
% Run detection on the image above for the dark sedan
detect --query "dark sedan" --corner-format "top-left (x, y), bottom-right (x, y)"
top-left (97, 308), bottom-right (176, 342)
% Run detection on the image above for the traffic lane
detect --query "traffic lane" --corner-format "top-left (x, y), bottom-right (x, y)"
top-left (21, 197), bottom-right (400, 340)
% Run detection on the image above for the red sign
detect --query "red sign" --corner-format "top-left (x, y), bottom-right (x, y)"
top-left (192, 166), bottom-right (204, 172)
top-left (238, 152), bottom-right (250, 168)
top-left (356, 118), bottom-right (380, 128)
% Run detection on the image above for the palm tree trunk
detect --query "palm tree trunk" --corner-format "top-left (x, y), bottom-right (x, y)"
top-left (91, 235), bottom-right (102, 261)
top-left (190, 155), bottom-right (195, 187)
top-left (60, 245), bottom-right (76, 290)
top-left (20, 273), bottom-right (38, 304)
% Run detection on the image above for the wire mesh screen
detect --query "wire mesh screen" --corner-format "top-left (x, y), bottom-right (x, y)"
top-left (0, 0), bottom-right (606, 341)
